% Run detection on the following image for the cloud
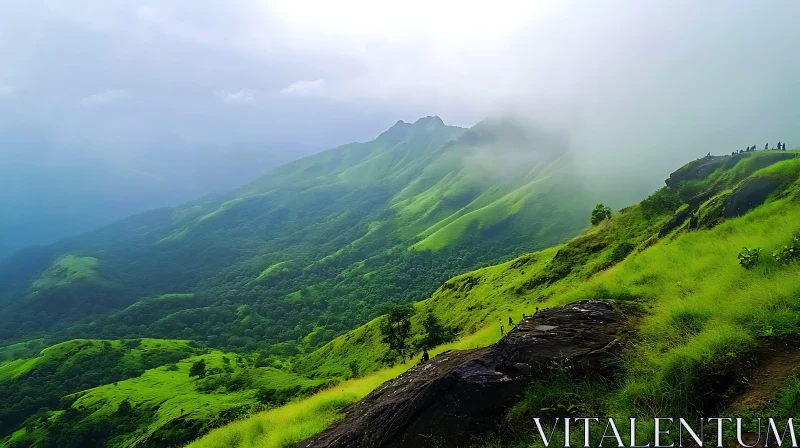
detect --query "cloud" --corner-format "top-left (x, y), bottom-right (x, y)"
top-left (214, 88), bottom-right (256, 104)
top-left (280, 80), bottom-right (326, 98)
top-left (0, 86), bottom-right (16, 96)
top-left (81, 89), bottom-right (132, 106)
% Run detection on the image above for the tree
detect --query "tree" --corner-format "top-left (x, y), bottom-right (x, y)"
top-left (590, 204), bottom-right (612, 225)
top-left (379, 304), bottom-right (415, 364)
top-left (419, 314), bottom-right (454, 350)
top-left (188, 359), bottom-right (206, 378)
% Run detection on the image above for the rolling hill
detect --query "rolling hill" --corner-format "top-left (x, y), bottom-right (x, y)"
top-left (185, 149), bottom-right (800, 447)
top-left (5, 149), bottom-right (800, 447)
top-left (0, 115), bottom-right (593, 355)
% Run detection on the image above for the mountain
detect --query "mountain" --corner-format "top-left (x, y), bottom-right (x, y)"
top-left (5, 148), bottom-right (800, 447)
top-left (185, 149), bottom-right (800, 448)
top-left (0, 116), bottom-right (594, 354)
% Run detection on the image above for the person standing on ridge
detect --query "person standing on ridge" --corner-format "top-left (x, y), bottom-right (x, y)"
top-left (508, 316), bottom-right (514, 326)
top-left (421, 348), bottom-right (430, 363)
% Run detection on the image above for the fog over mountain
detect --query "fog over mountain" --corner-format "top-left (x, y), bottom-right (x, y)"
top-left (2, 0), bottom-right (799, 257)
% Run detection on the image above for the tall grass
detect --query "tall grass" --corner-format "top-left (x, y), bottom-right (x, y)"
top-left (186, 365), bottom-right (407, 448)
top-left (191, 154), bottom-right (800, 446)
top-left (563, 197), bottom-right (800, 416)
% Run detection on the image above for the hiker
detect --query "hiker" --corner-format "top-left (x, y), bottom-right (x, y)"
top-left (500, 325), bottom-right (505, 336)
top-left (706, 152), bottom-right (711, 157)
top-left (508, 316), bottom-right (514, 326)
top-left (522, 313), bottom-right (526, 319)
top-left (421, 348), bottom-right (430, 363)
top-left (777, 142), bottom-right (782, 151)
top-left (535, 306), bottom-right (539, 314)
top-left (766, 143), bottom-right (769, 150)
top-left (783, 143), bottom-right (787, 151)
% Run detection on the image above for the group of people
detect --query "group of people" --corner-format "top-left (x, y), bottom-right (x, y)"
top-left (423, 308), bottom-right (544, 364)
top-left (498, 307), bottom-right (540, 336)
top-left (731, 142), bottom-right (788, 155)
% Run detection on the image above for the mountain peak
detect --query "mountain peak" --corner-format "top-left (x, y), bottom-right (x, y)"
top-left (413, 115), bottom-right (445, 127)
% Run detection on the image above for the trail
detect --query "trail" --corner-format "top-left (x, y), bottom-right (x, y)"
top-left (728, 335), bottom-right (800, 412)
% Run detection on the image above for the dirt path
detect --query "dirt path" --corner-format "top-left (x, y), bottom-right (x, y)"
top-left (728, 335), bottom-right (800, 412)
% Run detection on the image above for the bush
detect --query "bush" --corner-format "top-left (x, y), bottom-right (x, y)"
top-left (610, 242), bottom-right (636, 263)
top-left (773, 235), bottom-right (800, 264)
top-left (417, 314), bottom-right (455, 351)
top-left (590, 204), bottom-right (612, 225)
top-left (737, 247), bottom-right (761, 269)
top-left (641, 187), bottom-right (683, 219)
top-left (348, 361), bottom-right (360, 379)
top-left (255, 385), bottom-right (302, 407)
top-left (189, 359), bottom-right (207, 378)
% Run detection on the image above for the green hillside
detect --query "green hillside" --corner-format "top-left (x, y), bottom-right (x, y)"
top-left (186, 150), bottom-right (800, 447)
top-left (3, 149), bottom-right (799, 447)
top-left (0, 116), bottom-right (593, 356)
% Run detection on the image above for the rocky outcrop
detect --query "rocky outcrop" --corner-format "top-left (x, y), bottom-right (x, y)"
top-left (665, 156), bottom-right (730, 190)
top-left (664, 152), bottom-right (795, 191)
top-left (299, 301), bottom-right (630, 448)
top-left (723, 176), bottom-right (782, 218)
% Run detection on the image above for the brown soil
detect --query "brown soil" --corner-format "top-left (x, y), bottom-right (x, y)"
top-left (728, 335), bottom-right (800, 412)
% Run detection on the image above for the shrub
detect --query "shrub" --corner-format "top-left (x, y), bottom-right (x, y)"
top-left (737, 247), bottom-right (761, 269)
top-left (418, 314), bottom-right (455, 350)
top-left (773, 235), bottom-right (800, 264)
top-left (348, 361), bottom-right (360, 379)
top-left (590, 204), bottom-right (612, 225)
top-left (610, 242), bottom-right (636, 263)
top-left (378, 303), bottom-right (415, 364)
top-left (641, 187), bottom-right (683, 219)
top-left (189, 359), bottom-right (207, 378)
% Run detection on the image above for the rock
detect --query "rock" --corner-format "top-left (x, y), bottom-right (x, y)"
top-left (298, 301), bottom-right (629, 448)
top-left (664, 152), bottom-right (794, 191)
top-left (666, 156), bottom-right (729, 190)
top-left (723, 176), bottom-right (782, 219)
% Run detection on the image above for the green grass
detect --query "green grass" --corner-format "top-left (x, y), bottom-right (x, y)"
top-left (210, 151), bottom-right (800, 447)
top-left (257, 262), bottom-right (289, 280)
top-left (30, 255), bottom-right (99, 290)
top-left (0, 339), bottom-right (46, 363)
top-left (186, 365), bottom-right (407, 448)
top-left (0, 338), bottom-right (194, 382)
top-left (49, 348), bottom-right (330, 447)
top-left (9, 151), bottom-right (800, 448)
top-left (69, 351), bottom-right (257, 446)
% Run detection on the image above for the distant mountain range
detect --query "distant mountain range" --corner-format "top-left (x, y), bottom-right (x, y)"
top-left (0, 115), bottom-right (596, 352)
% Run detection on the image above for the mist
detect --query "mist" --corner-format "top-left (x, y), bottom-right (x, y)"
top-left (2, 0), bottom-right (799, 257)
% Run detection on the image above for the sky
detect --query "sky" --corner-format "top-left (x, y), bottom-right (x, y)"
top-left (1, 0), bottom-right (800, 255)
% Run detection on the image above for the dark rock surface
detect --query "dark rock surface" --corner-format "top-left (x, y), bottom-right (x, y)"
top-left (723, 176), bottom-right (782, 218)
top-left (665, 155), bottom-right (729, 189)
top-left (299, 301), bottom-right (629, 448)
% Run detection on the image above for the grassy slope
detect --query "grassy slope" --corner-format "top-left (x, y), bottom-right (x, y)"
top-left (0, 341), bottom-right (331, 448)
top-left (0, 116), bottom-right (594, 358)
top-left (30, 255), bottom-right (99, 290)
top-left (66, 351), bottom-right (324, 447)
top-left (189, 151), bottom-right (800, 447)
top-left (0, 338), bottom-right (199, 447)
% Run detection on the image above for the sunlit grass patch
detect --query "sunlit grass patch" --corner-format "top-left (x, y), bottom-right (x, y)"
top-left (186, 365), bottom-right (408, 448)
